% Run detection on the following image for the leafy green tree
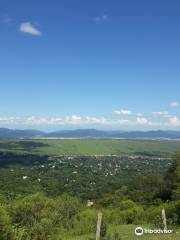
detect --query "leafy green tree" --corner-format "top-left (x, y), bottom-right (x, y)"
top-left (165, 153), bottom-right (180, 200)
top-left (128, 175), bottom-right (167, 203)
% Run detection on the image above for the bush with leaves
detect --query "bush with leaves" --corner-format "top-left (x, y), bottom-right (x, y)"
top-left (145, 202), bottom-right (180, 228)
top-left (71, 209), bottom-right (97, 236)
top-left (9, 193), bottom-right (81, 240)
top-left (104, 200), bottom-right (145, 225)
top-left (0, 205), bottom-right (14, 240)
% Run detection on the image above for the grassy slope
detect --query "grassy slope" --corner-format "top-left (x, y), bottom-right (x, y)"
top-left (66, 225), bottom-right (180, 240)
top-left (1, 139), bottom-right (180, 156)
top-left (35, 139), bottom-right (180, 156)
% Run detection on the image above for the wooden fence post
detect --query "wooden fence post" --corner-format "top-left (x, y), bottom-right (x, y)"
top-left (96, 211), bottom-right (103, 240)
top-left (162, 208), bottom-right (167, 230)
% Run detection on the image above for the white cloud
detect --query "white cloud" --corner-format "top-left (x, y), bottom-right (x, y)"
top-left (113, 110), bottom-right (132, 115)
top-left (152, 111), bottom-right (168, 116)
top-left (0, 115), bottom-right (157, 128)
top-left (0, 112), bottom-right (180, 129)
top-left (170, 101), bottom-right (179, 107)
top-left (85, 116), bottom-right (109, 125)
top-left (151, 111), bottom-right (171, 118)
top-left (19, 22), bottom-right (41, 36)
top-left (94, 15), bottom-right (109, 22)
top-left (168, 116), bottom-right (180, 126)
top-left (0, 116), bottom-right (110, 126)
top-left (67, 115), bottom-right (82, 124)
top-left (114, 110), bottom-right (144, 117)
top-left (136, 117), bottom-right (152, 125)
top-left (116, 119), bottom-right (132, 125)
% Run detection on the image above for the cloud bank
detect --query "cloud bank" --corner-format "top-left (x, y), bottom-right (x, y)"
top-left (0, 113), bottom-right (179, 129)
top-left (0, 101), bottom-right (179, 129)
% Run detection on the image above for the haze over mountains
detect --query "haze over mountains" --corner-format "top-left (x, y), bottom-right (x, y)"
top-left (1, 128), bottom-right (180, 140)
top-left (0, 128), bottom-right (44, 139)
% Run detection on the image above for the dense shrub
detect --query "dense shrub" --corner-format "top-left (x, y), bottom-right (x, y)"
top-left (71, 209), bottom-right (97, 235)
top-left (145, 202), bottom-right (180, 228)
top-left (0, 205), bottom-right (14, 240)
top-left (104, 200), bottom-right (145, 225)
top-left (8, 193), bottom-right (81, 239)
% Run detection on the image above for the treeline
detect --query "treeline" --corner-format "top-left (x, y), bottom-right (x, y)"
top-left (0, 152), bottom-right (48, 167)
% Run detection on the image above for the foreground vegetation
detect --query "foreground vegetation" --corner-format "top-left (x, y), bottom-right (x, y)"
top-left (1, 193), bottom-right (180, 239)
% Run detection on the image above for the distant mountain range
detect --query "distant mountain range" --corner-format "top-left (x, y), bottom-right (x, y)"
top-left (0, 128), bottom-right (43, 139)
top-left (1, 128), bottom-right (180, 139)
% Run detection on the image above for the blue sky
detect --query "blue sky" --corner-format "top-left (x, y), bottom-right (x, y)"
top-left (0, 0), bottom-right (180, 130)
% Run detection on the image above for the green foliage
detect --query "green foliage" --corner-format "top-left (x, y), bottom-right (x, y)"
top-left (104, 232), bottom-right (122, 240)
top-left (9, 193), bottom-right (81, 239)
top-left (0, 192), bottom-right (180, 239)
top-left (127, 175), bottom-right (168, 204)
top-left (13, 227), bottom-right (30, 240)
top-left (118, 206), bottom-right (144, 224)
top-left (175, 200), bottom-right (180, 224)
top-left (118, 200), bottom-right (137, 210)
top-left (145, 201), bottom-right (180, 228)
top-left (0, 193), bottom-right (6, 204)
top-left (72, 209), bottom-right (97, 235)
top-left (165, 153), bottom-right (180, 200)
top-left (0, 205), bottom-right (14, 240)
top-left (104, 200), bottom-right (145, 225)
